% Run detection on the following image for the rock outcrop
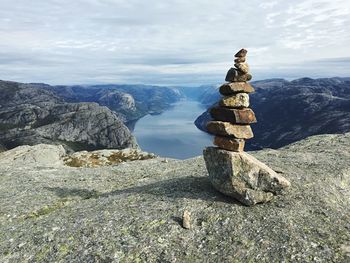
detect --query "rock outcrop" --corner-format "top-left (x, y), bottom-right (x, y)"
top-left (195, 77), bottom-right (350, 150)
top-left (0, 133), bottom-right (349, 262)
top-left (0, 143), bottom-right (156, 168)
top-left (41, 83), bottom-right (182, 123)
top-left (0, 80), bottom-right (137, 152)
top-left (0, 144), bottom-right (66, 167)
top-left (203, 49), bottom-right (290, 205)
top-left (0, 79), bottom-right (183, 151)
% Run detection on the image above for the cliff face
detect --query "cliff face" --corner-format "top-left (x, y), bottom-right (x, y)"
top-left (0, 79), bottom-right (183, 152)
top-left (0, 80), bottom-right (137, 152)
top-left (41, 84), bottom-right (182, 123)
top-left (195, 77), bottom-right (350, 150)
top-left (0, 133), bottom-right (349, 262)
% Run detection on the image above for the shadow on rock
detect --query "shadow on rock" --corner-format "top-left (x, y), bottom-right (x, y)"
top-left (45, 176), bottom-right (242, 205)
top-left (45, 187), bottom-right (101, 200)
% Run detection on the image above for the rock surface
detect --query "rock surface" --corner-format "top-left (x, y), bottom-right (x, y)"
top-left (0, 80), bottom-right (137, 152)
top-left (219, 82), bottom-right (255, 95)
top-left (0, 144), bottom-right (66, 167)
top-left (234, 57), bottom-right (245, 63)
top-left (225, 68), bottom-right (252, 82)
top-left (213, 136), bottom-right (245, 152)
top-left (210, 107), bottom-right (257, 124)
top-left (219, 93), bottom-right (249, 108)
top-left (42, 83), bottom-right (182, 123)
top-left (0, 79), bottom-right (183, 152)
top-left (0, 133), bottom-right (350, 262)
top-left (182, 210), bottom-right (191, 229)
top-left (207, 121), bottom-right (254, 138)
top-left (203, 147), bottom-right (290, 206)
top-left (235, 48), bottom-right (248, 57)
top-left (234, 62), bottom-right (250, 74)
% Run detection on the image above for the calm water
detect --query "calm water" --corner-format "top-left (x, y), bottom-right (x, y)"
top-left (133, 100), bottom-right (213, 159)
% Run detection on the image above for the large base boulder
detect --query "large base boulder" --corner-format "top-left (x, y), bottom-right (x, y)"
top-left (203, 147), bottom-right (290, 206)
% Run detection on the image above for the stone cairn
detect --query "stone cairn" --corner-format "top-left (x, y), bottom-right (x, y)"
top-left (203, 49), bottom-right (291, 206)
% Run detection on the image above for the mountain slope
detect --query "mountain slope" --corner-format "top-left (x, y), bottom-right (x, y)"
top-left (195, 77), bottom-right (350, 149)
top-left (0, 80), bottom-right (137, 152)
top-left (0, 133), bottom-right (349, 262)
top-left (40, 84), bottom-right (182, 124)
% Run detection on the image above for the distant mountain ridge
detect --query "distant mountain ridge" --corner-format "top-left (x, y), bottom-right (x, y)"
top-left (195, 77), bottom-right (350, 150)
top-left (2, 77), bottom-right (349, 153)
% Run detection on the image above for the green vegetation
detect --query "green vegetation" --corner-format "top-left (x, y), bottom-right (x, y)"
top-left (25, 199), bottom-right (70, 219)
top-left (64, 150), bottom-right (156, 167)
top-left (107, 150), bottom-right (155, 163)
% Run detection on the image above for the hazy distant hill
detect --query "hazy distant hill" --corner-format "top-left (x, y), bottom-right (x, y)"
top-left (176, 85), bottom-right (217, 101)
top-left (195, 77), bottom-right (350, 150)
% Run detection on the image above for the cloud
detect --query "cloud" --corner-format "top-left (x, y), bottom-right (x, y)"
top-left (0, 0), bottom-right (349, 85)
top-left (259, 1), bottom-right (278, 9)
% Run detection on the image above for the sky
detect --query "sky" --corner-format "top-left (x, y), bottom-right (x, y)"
top-left (0, 0), bottom-right (349, 86)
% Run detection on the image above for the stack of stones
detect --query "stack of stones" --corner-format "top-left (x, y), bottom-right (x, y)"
top-left (203, 49), bottom-right (291, 206)
top-left (207, 48), bottom-right (256, 152)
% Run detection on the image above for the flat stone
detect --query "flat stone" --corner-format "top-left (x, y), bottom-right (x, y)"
top-left (210, 107), bottom-right (257, 124)
top-left (234, 62), bottom-right (250, 74)
top-left (219, 82), bottom-right (255, 95)
top-left (225, 68), bottom-right (252, 82)
top-left (213, 136), bottom-right (245, 152)
top-left (206, 121), bottom-right (254, 139)
top-left (234, 48), bottom-right (248, 57)
top-left (203, 147), bottom-right (291, 206)
top-left (219, 93), bottom-right (250, 108)
top-left (234, 57), bottom-right (245, 63)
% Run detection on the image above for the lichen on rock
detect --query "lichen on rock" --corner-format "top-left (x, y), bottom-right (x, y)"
top-left (0, 133), bottom-right (349, 262)
top-left (203, 147), bottom-right (290, 206)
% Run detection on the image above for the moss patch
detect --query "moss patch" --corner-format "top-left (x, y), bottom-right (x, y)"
top-left (25, 199), bottom-right (70, 219)
top-left (107, 150), bottom-right (155, 163)
top-left (64, 150), bottom-right (156, 167)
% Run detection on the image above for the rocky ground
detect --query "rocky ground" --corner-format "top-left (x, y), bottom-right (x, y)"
top-left (0, 133), bottom-right (350, 262)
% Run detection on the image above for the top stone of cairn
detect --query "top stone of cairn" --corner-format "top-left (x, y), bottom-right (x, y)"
top-left (225, 48), bottom-right (251, 82)
top-left (234, 48), bottom-right (248, 57)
